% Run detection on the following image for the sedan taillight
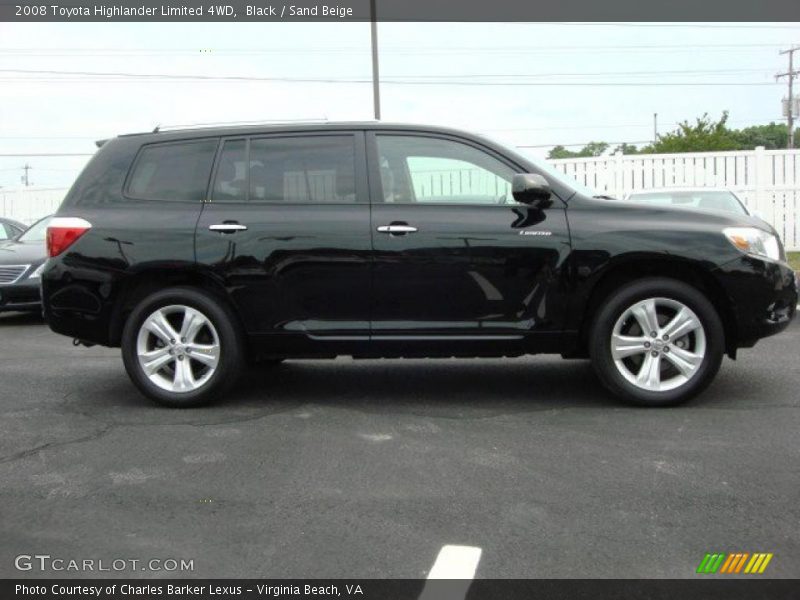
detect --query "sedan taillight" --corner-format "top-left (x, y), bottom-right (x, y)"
top-left (46, 217), bottom-right (92, 257)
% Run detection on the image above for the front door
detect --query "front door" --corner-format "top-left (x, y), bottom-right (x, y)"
top-left (195, 132), bottom-right (371, 353)
top-left (367, 132), bottom-right (570, 347)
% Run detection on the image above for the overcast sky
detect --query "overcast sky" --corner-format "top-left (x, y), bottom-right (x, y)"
top-left (0, 21), bottom-right (798, 188)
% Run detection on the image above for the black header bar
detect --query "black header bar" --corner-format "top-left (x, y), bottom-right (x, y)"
top-left (1, 0), bottom-right (799, 22)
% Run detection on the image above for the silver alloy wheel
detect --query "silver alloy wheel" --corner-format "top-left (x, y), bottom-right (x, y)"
top-left (136, 304), bottom-right (220, 393)
top-left (610, 297), bottom-right (706, 392)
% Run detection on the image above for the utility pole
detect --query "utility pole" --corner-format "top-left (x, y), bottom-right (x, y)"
top-left (776, 45), bottom-right (800, 149)
top-left (370, 0), bottom-right (381, 120)
top-left (21, 163), bottom-right (32, 187)
top-left (653, 113), bottom-right (658, 144)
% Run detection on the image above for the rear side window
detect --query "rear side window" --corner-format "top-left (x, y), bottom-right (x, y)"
top-left (211, 135), bottom-right (357, 203)
top-left (127, 139), bottom-right (218, 201)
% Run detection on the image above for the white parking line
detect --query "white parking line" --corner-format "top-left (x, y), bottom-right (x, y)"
top-left (426, 544), bottom-right (482, 579)
top-left (418, 545), bottom-right (482, 600)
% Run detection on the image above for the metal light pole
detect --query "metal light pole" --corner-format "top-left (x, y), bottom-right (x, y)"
top-left (370, 0), bottom-right (381, 120)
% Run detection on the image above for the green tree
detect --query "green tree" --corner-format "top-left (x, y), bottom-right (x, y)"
top-left (547, 145), bottom-right (578, 159)
top-left (640, 112), bottom-right (739, 153)
top-left (582, 141), bottom-right (610, 157)
top-left (613, 143), bottom-right (640, 155)
top-left (731, 122), bottom-right (788, 150)
top-left (547, 141), bottom-right (609, 159)
top-left (546, 114), bottom-right (789, 158)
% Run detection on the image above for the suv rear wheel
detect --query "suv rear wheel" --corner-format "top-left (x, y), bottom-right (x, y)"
top-left (121, 287), bottom-right (244, 407)
top-left (589, 278), bottom-right (724, 407)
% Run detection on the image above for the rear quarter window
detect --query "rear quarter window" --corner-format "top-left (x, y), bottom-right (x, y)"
top-left (127, 139), bottom-right (218, 201)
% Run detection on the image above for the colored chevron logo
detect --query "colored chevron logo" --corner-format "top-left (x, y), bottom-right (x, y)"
top-left (696, 553), bottom-right (774, 574)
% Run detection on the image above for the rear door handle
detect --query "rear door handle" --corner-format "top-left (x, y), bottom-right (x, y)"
top-left (209, 223), bottom-right (247, 233)
top-left (377, 225), bottom-right (418, 235)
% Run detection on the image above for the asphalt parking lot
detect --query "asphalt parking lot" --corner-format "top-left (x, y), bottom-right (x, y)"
top-left (1, 311), bottom-right (798, 580)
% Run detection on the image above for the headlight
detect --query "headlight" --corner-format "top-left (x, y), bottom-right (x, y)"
top-left (27, 263), bottom-right (46, 279)
top-left (723, 227), bottom-right (781, 261)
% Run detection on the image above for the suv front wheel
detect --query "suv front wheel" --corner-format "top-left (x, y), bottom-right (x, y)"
top-left (589, 278), bottom-right (724, 407)
top-left (121, 287), bottom-right (244, 407)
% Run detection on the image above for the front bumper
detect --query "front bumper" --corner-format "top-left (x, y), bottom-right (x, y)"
top-left (0, 279), bottom-right (41, 312)
top-left (713, 255), bottom-right (797, 347)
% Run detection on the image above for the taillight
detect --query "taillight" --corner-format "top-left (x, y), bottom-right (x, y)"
top-left (46, 217), bottom-right (92, 258)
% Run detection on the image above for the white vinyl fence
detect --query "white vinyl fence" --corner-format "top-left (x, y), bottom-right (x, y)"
top-left (0, 187), bottom-right (67, 224)
top-left (548, 146), bottom-right (800, 251)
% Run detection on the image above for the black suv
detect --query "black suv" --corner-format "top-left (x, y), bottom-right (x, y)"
top-left (41, 123), bottom-right (797, 407)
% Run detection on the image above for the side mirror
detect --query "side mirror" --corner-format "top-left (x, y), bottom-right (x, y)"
top-left (512, 173), bottom-right (551, 207)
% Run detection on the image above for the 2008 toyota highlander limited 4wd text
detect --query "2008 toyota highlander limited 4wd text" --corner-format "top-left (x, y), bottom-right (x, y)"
top-left (40, 123), bottom-right (797, 407)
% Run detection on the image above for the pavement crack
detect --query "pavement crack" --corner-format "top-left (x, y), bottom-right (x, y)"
top-left (0, 424), bottom-right (115, 465)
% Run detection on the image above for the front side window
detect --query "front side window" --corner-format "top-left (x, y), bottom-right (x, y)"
top-left (376, 135), bottom-right (516, 205)
top-left (127, 139), bottom-right (218, 201)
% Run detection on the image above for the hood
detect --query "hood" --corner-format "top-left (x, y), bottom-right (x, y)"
top-left (606, 198), bottom-right (779, 235)
top-left (0, 239), bottom-right (47, 265)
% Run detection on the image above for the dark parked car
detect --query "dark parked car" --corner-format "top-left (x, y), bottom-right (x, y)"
top-left (0, 217), bottom-right (26, 241)
top-left (0, 215), bottom-right (51, 312)
top-left (41, 123), bottom-right (797, 407)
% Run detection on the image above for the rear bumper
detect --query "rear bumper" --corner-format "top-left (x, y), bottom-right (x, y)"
top-left (41, 259), bottom-right (114, 345)
top-left (713, 256), bottom-right (797, 347)
top-left (0, 280), bottom-right (41, 312)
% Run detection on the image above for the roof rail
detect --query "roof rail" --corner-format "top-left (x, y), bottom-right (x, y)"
top-left (151, 118), bottom-right (329, 133)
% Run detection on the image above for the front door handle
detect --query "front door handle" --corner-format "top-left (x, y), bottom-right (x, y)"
top-left (377, 224), bottom-right (418, 235)
top-left (209, 223), bottom-right (248, 233)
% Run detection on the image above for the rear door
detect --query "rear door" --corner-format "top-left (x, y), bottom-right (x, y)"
top-left (367, 131), bottom-right (570, 346)
top-left (195, 131), bottom-right (372, 350)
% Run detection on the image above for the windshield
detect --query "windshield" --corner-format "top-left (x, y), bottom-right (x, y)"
top-left (626, 191), bottom-right (747, 216)
top-left (17, 216), bottom-right (52, 242)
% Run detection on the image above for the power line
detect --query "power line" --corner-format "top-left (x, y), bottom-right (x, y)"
top-left (0, 42), bottom-right (788, 51)
top-left (385, 68), bottom-right (775, 78)
top-left (1, 79), bottom-right (776, 87)
top-left (517, 141), bottom-right (653, 148)
top-left (0, 118), bottom-right (787, 154)
top-left (0, 119), bottom-right (784, 143)
top-left (482, 118), bottom-right (785, 132)
top-left (0, 44), bottom-right (788, 56)
top-left (0, 69), bottom-right (779, 86)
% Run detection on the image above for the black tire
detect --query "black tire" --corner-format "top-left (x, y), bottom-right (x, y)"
top-left (589, 277), bottom-right (724, 407)
top-left (121, 287), bottom-right (244, 408)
